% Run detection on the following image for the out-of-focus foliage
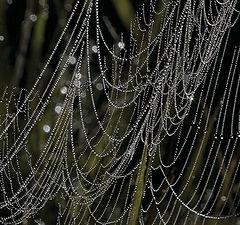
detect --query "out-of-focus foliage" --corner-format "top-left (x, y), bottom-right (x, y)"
top-left (0, 1), bottom-right (138, 224)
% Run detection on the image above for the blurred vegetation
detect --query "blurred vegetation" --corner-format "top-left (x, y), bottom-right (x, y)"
top-left (0, 1), bottom-right (140, 224)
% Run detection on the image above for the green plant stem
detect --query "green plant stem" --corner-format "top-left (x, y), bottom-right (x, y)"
top-left (128, 136), bottom-right (148, 225)
top-left (111, 0), bottom-right (135, 32)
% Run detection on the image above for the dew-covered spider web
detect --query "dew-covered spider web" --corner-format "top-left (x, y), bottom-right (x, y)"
top-left (1, 0), bottom-right (240, 224)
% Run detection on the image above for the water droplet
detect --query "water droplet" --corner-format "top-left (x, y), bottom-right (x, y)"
top-left (74, 80), bottom-right (81, 88)
top-left (220, 136), bottom-right (223, 140)
top-left (43, 125), bottom-right (50, 133)
top-left (96, 83), bottom-right (103, 91)
top-left (74, 73), bottom-right (81, 88)
top-left (60, 86), bottom-right (67, 94)
top-left (221, 196), bottom-right (227, 201)
top-left (54, 105), bottom-right (62, 114)
top-left (118, 42), bottom-right (125, 50)
top-left (92, 45), bottom-right (98, 53)
top-left (0, 36), bottom-right (4, 41)
top-left (29, 14), bottom-right (38, 22)
top-left (69, 56), bottom-right (76, 65)
top-left (80, 91), bottom-right (86, 98)
top-left (189, 95), bottom-right (194, 102)
top-left (75, 73), bottom-right (81, 79)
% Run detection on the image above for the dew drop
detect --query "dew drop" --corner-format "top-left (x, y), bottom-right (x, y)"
top-left (75, 73), bottom-right (82, 79)
top-left (54, 105), bottom-right (62, 114)
top-left (189, 95), bottom-right (194, 102)
top-left (69, 56), bottom-right (76, 65)
top-left (92, 45), bottom-right (98, 53)
top-left (30, 14), bottom-right (38, 22)
top-left (221, 196), bottom-right (227, 202)
top-left (96, 83), bottom-right (103, 91)
top-left (74, 73), bottom-right (82, 88)
top-left (60, 86), bottom-right (67, 95)
top-left (80, 91), bottom-right (86, 98)
top-left (43, 125), bottom-right (50, 133)
top-left (0, 36), bottom-right (4, 41)
top-left (118, 41), bottom-right (125, 50)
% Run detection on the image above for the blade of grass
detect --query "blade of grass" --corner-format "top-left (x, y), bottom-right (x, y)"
top-left (128, 134), bottom-right (148, 225)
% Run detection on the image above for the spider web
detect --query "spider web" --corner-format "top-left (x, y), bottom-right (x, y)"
top-left (0, 0), bottom-right (240, 224)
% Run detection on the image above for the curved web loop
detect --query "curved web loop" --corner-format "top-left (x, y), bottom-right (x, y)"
top-left (0, 0), bottom-right (240, 224)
